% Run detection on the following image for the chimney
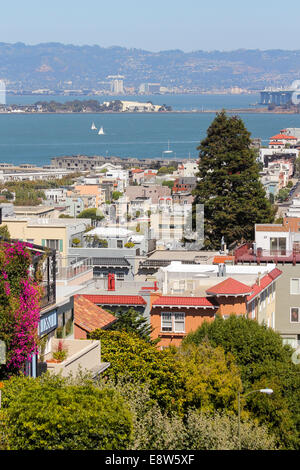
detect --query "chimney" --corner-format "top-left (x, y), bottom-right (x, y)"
top-left (256, 272), bottom-right (261, 286)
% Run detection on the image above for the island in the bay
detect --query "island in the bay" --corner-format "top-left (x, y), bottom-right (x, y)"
top-left (0, 99), bottom-right (172, 114)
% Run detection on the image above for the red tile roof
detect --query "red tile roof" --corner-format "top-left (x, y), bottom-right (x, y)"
top-left (74, 295), bottom-right (117, 332)
top-left (213, 256), bottom-right (235, 264)
top-left (270, 134), bottom-right (297, 140)
top-left (247, 268), bottom-right (282, 301)
top-left (206, 278), bottom-right (252, 296)
top-left (82, 294), bottom-right (147, 305)
top-left (152, 296), bottom-right (217, 307)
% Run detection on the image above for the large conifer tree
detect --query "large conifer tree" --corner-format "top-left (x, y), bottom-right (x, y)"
top-left (193, 111), bottom-right (274, 249)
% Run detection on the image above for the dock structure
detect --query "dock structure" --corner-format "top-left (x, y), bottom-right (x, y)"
top-left (260, 80), bottom-right (300, 106)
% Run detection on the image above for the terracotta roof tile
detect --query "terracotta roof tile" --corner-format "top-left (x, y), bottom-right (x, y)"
top-left (206, 278), bottom-right (252, 296)
top-left (74, 295), bottom-right (117, 332)
top-left (82, 294), bottom-right (147, 305)
top-left (152, 296), bottom-right (217, 307)
top-left (247, 268), bottom-right (282, 302)
top-left (213, 256), bottom-right (235, 264)
top-left (255, 225), bottom-right (287, 232)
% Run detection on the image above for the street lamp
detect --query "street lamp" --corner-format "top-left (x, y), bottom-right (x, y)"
top-left (237, 388), bottom-right (273, 450)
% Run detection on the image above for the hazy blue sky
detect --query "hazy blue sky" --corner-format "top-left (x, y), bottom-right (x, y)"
top-left (2, 0), bottom-right (299, 51)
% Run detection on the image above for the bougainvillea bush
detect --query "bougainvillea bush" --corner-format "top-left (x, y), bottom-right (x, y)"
top-left (0, 241), bottom-right (41, 379)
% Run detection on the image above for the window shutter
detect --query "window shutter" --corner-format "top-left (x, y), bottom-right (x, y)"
top-left (59, 240), bottom-right (63, 252)
top-left (42, 239), bottom-right (46, 247)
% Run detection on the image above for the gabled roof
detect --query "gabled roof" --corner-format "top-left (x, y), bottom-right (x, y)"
top-left (206, 278), bottom-right (252, 296)
top-left (74, 295), bottom-right (117, 332)
top-left (152, 296), bottom-right (218, 308)
top-left (270, 134), bottom-right (297, 140)
top-left (82, 294), bottom-right (147, 306)
top-left (247, 268), bottom-right (282, 302)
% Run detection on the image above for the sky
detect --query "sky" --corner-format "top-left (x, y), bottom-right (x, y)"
top-left (1, 0), bottom-right (300, 52)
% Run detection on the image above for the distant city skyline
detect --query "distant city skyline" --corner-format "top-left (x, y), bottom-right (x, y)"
top-left (2, 0), bottom-right (300, 52)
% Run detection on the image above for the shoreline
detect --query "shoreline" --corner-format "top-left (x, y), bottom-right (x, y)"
top-left (0, 108), bottom-right (299, 115)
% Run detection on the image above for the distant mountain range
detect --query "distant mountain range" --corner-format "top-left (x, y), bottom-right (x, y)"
top-left (1, 43), bottom-right (300, 92)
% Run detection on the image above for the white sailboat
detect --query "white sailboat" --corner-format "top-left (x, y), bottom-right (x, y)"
top-left (91, 122), bottom-right (97, 130)
top-left (162, 140), bottom-right (173, 155)
top-left (98, 126), bottom-right (105, 135)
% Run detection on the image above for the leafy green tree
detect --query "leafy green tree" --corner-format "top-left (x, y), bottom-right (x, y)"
top-left (77, 208), bottom-right (104, 221)
top-left (176, 342), bottom-right (241, 412)
top-left (184, 315), bottom-right (300, 449)
top-left (193, 111), bottom-right (274, 249)
top-left (2, 373), bottom-right (133, 450)
top-left (89, 329), bottom-right (186, 413)
top-left (162, 180), bottom-right (174, 191)
top-left (276, 188), bottom-right (289, 202)
top-left (108, 307), bottom-right (152, 341)
top-left (112, 191), bottom-right (123, 200)
top-left (97, 376), bottom-right (276, 450)
top-left (0, 225), bottom-right (10, 240)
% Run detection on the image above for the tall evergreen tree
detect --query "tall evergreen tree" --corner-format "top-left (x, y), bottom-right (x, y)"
top-left (193, 111), bottom-right (274, 249)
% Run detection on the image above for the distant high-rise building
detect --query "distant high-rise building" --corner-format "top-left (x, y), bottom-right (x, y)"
top-left (108, 75), bottom-right (125, 94)
top-left (139, 82), bottom-right (161, 94)
top-left (0, 80), bottom-right (6, 105)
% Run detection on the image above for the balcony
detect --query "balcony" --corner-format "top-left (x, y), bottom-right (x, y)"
top-left (234, 243), bottom-right (300, 264)
top-left (44, 338), bottom-right (109, 378)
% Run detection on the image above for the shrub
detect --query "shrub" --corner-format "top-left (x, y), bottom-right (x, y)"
top-left (4, 375), bottom-right (133, 450)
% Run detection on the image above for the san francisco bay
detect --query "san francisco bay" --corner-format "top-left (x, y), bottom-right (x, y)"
top-left (2, 93), bottom-right (300, 166)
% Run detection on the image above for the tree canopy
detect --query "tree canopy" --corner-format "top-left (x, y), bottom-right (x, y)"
top-left (193, 111), bottom-right (274, 249)
top-left (1, 374), bottom-right (133, 450)
top-left (184, 315), bottom-right (300, 449)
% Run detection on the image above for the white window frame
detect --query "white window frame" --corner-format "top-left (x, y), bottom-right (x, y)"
top-left (290, 307), bottom-right (300, 323)
top-left (161, 312), bottom-right (185, 333)
top-left (161, 312), bottom-right (172, 332)
top-left (290, 278), bottom-right (300, 295)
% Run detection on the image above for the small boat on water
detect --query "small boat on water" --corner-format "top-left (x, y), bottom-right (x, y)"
top-left (98, 126), bottom-right (105, 135)
top-left (91, 122), bottom-right (97, 130)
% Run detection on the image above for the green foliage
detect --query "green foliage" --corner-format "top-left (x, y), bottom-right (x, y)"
top-left (184, 410), bottom-right (276, 450)
top-left (71, 237), bottom-right (81, 247)
top-left (124, 242), bottom-right (135, 248)
top-left (59, 214), bottom-right (73, 218)
top-left (112, 191), bottom-right (123, 200)
top-left (98, 376), bottom-right (276, 450)
top-left (157, 166), bottom-right (176, 175)
top-left (176, 342), bottom-right (241, 412)
top-left (193, 111), bottom-right (274, 249)
top-left (286, 180), bottom-right (293, 188)
top-left (1, 190), bottom-right (14, 200)
top-left (162, 180), bottom-right (174, 191)
top-left (0, 225), bottom-right (10, 240)
top-left (107, 307), bottom-right (152, 341)
top-left (89, 330), bottom-right (186, 413)
top-left (2, 373), bottom-right (133, 450)
top-left (184, 315), bottom-right (300, 449)
top-left (276, 188), bottom-right (289, 202)
top-left (77, 208), bottom-right (104, 221)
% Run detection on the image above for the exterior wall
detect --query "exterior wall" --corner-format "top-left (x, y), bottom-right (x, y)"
top-left (255, 229), bottom-right (291, 252)
top-left (216, 296), bottom-right (247, 316)
top-left (4, 219), bottom-right (68, 257)
top-left (150, 305), bottom-right (216, 348)
top-left (46, 338), bottom-right (101, 377)
top-left (126, 185), bottom-right (171, 204)
top-left (74, 185), bottom-right (105, 208)
top-left (274, 264), bottom-right (300, 347)
top-left (74, 324), bottom-right (88, 339)
top-left (69, 246), bottom-right (136, 280)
